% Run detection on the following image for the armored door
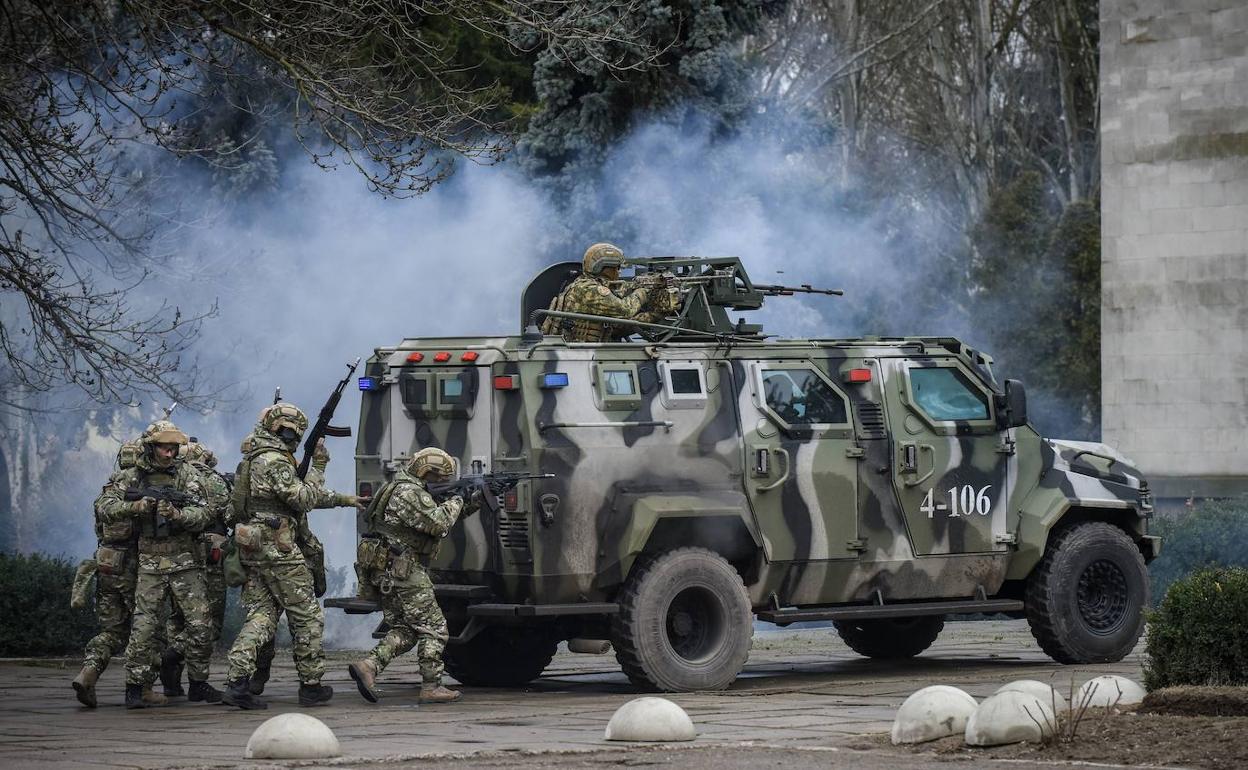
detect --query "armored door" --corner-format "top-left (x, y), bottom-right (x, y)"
top-left (735, 360), bottom-right (859, 562)
top-left (881, 358), bottom-right (1013, 555)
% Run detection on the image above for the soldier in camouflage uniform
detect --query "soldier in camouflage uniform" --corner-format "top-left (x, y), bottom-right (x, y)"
top-left (223, 403), bottom-right (358, 710)
top-left (95, 421), bottom-right (222, 709)
top-left (71, 440), bottom-right (166, 708)
top-left (159, 439), bottom-right (230, 697)
top-left (348, 447), bottom-right (467, 704)
top-left (541, 243), bottom-right (660, 342)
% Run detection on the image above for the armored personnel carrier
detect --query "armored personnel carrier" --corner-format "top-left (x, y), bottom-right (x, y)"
top-left (329, 257), bottom-right (1159, 692)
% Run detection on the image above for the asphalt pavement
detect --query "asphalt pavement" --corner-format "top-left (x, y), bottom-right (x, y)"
top-left (0, 620), bottom-right (1148, 768)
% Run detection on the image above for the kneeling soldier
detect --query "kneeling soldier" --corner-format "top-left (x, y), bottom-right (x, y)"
top-left (349, 447), bottom-right (466, 704)
top-left (95, 421), bottom-right (222, 708)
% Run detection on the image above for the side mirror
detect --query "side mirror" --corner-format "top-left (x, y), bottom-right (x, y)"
top-left (997, 379), bottom-right (1028, 429)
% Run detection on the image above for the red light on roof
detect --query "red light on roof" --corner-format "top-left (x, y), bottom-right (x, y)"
top-left (433, 351), bottom-right (451, 362)
top-left (406, 352), bottom-right (424, 363)
top-left (493, 375), bottom-right (519, 390)
top-left (461, 351), bottom-right (480, 362)
top-left (846, 368), bottom-right (872, 383)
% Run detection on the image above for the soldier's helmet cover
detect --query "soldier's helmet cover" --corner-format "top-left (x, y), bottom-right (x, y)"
top-left (261, 403), bottom-right (309, 439)
top-left (141, 420), bottom-right (188, 446)
top-left (582, 242), bottom-right (625, 276)
top-left (408, 447), bottom-right (456, 480)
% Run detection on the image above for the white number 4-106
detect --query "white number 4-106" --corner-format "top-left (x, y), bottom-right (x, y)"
top-left (921, 485), bottom-right (993, 518)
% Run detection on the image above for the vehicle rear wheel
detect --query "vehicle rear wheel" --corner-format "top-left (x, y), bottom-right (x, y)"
top-left (611, 547), bottom-right (752, 692)
top-left (443, 626), bottom-right (559, 687)
top-left (1025, 521), bottom-right (1149, 664)
top-left (833, 616), bottom-right (945, 659)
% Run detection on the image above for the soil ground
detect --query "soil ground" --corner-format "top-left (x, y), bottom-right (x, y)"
top-left (880, 711), bottom-right (1248, 770)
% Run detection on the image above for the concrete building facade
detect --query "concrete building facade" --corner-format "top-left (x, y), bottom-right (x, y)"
top-left (1101, 0), bottom-right (1248, 499)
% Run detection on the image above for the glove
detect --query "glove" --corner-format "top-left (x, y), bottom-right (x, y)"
top-left (312, 438), bottom-right (330, 471)
top-left (131, 497), bottom-right (157, 514)
top-left (157, 499), bottom-right (178, 519)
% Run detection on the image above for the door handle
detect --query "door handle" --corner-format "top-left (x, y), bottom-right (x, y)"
top-left (758, 447), bottom-right (791, 492)
top-left (901, 443), bottom-right (936, 487)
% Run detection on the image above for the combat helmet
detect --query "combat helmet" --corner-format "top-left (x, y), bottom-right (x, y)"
top-left (408, 447), bottom-right (456, 480)
top-left (262, 403), bottom-right (309, 444)
top-left (141, 420), bottom-right (188, 468)
top-left (582, 242), bottom-right (625, 276)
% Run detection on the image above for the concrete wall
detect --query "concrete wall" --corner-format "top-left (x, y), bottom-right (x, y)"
top-left (1101, 0), bottom-right (1248, 498)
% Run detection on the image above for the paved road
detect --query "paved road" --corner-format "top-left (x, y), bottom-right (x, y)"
top-left (0, 620), bottom-right (1146, 768)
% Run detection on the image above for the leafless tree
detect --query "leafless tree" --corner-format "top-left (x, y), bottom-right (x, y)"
top-left (0, 0), bottom-right (660, 413)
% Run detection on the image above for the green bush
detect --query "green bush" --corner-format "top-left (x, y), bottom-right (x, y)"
top-left (1150, 497), bottom-right (1248, 603)
top-left (1144, 567), bottom-right (1248, 690)
top-left (0, 553), bottom-right (97, 656)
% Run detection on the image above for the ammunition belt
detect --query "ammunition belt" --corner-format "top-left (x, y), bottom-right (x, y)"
top-left (385, 539), bottom-right (434, 567)
top-left (253, 515), bottom-right (291, 530)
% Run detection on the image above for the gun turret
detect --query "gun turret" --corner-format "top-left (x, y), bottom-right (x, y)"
top-left (626, 256), bottom-right (842, 340)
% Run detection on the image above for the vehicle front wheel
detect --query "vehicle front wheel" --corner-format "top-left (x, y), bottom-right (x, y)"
top-left (833, 616), bottom-right (945, 659)
top-left (611, 547), bottom-right (753, 692)
top-left (1025, 521), bottom-right (1149, 664)
top-left (443, 625), bottom-right (559, 687)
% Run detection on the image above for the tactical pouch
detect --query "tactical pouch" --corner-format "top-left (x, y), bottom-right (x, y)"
top-left (356, 538), bottom-right (388, 572)
top-left (273, 520), bottom-right (295, 553)
top-left (99, 519), bottom-right (134, 542)
top-left (388, 551), bottom-right (413, 581)
top-left (95, 546), bottom-right (126, 576)
top-left (233, 523), bottom-right (261, 551)
top-left (70, 558), bottom-right (97, 609)
top-left (203, 533), bottom-right (228, 565)
top-left (222, 537), bottom-right (247, 587)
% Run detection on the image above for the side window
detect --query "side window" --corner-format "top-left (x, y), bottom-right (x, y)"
top-left (760, 368), bottom-right (848, 425)
top-left (909, 367), bottom-right (989, 421)
top-left (658, 361), bottom-right (707, 409)
top-left (603, 369), bottom-right (636, 396)
top-left (594, 362), bottom-right (641, 411)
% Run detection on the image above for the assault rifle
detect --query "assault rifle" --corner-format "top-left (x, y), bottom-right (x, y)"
top-left (296, 358), bottom-right (360, 480)
top-left (123, 486), bottom-right (204, 534)
top-left (426, 471), bottom-right (555, 516)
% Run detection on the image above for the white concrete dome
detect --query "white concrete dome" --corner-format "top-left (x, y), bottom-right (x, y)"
top-left (604, 697), bottom-right (697, 742)
top-left (1076, 676), bottom-right (1146, 708)
top-left (890, 685), bottom-right (978, 744)
top-left (994, 680), bottom-right (1070, 713)
top-left (244, 713), bottom-right (342, 760)
top-left (965, 691), bottom-right (1056, 747)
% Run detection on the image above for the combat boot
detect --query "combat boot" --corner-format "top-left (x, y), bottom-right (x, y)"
top-left (141, 686), bottom-right (168, 706)
top-left (419, 683), bottom-right (462, 704)
top-left (298, 682), bottom-right (333, 706)
top-left (159, 648), bottom-right (185, 697)
top-left (71, 666), bottom-right (99, 708)
top-left (187, 680), bottom-right (223, 704)
top-left (347, 659), bottom-right (379, 703)
top-left (248, 665), bottom-right (270, 695)
top-left (222, 678), bottom-right (268, 710)
top-left (125, 683), bottom-right (147, 710)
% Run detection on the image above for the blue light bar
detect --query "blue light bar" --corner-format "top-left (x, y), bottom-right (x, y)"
top-left (358, 376), bottom-right (379, 391)
top-left (540, 372), bottom-right (569, 389)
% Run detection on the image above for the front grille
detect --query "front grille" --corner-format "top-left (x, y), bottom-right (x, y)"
top-left (497, 510), bottom-right (530, 550)
top-left (856, 402), bottom-right (886, 438)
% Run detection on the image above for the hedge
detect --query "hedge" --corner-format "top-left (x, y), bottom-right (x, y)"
top-left (0, 553), bottom-right (97, 656)
top-left (1144, 567), bottom-right (1248, 690)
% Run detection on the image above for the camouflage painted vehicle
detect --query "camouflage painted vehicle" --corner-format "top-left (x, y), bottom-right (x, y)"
top-left (329, 257), bottom-right (1160, 692)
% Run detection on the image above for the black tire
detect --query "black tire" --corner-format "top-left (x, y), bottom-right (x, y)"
top-left (442, 626), bottom-right (558, 687)
top-left (1025, 521), bottom-right (1149, 664)
top-left (833, 616), bottom-right (945, 659)
top-left (611, 547), bottom-right (752, 692)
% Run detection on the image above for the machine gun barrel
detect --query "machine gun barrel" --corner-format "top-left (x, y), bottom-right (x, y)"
top-left (753, 283), bottom-right (844, 297)
top-left (296, 358), bottom-right (361, 480)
